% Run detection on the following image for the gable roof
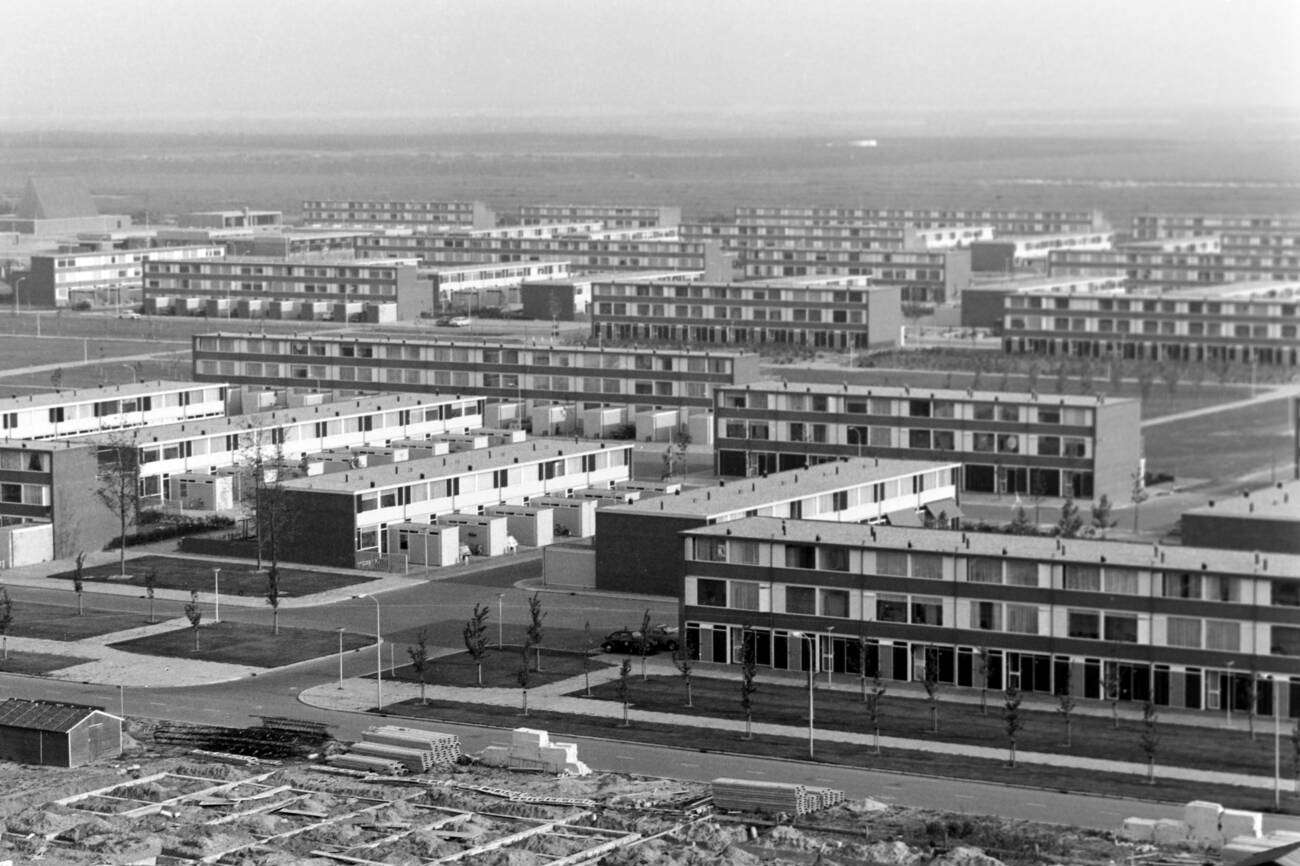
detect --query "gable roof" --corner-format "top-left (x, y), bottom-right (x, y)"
top-left (16, 177), bottom-right (99, 220)
top-left (0, 699), bottom-right (111, 733)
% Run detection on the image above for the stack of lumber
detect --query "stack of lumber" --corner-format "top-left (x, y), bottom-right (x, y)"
top-left (364, 725), bottom-right (463, 765)
top-left (711, 779), bottom-right (845, 816)
top-left (477, 728), bottom-right (590, 776)
top-left (350, 741), bottom-right (434, 773)
top-left (326, 754), bottom-right (407, 775)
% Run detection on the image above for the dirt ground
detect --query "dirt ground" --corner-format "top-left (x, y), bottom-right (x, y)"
top-left (0, 720), bottom-right (1201, 866)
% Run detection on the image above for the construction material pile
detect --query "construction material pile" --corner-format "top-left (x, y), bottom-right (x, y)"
top-left (711, 778), bottom-right (845, 816)
top-left (327, 725), bottom-right (463, 775)
top-left (478, 727), bottom-right (590, 776)
top-left (153, 716), bottom-right (331, 759)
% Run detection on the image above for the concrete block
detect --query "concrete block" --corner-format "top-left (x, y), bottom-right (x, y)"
top-left (512, 728), bottom-right (548, 749)
top-left (478, 746), bottom-right (509, 767)
top-left (1153, 819), bottom-right (1189, 844)
top-left (1220, 809), bottom-right (1263, 841)
top-left (1183, 800), bottom-right (1223, 842)
top-left (1121, 818), bottom-right (1156, 842)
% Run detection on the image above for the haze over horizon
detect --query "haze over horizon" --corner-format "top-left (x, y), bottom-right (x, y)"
top-left (4, 0), bottom-right (1298, 135)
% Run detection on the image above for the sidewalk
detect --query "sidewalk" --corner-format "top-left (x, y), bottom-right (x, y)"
top-left (299, 655), bottom-right (1294, 792)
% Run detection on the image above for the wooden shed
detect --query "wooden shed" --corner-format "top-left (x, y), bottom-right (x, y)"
top-left (0, 699), bottom-right (122, 767)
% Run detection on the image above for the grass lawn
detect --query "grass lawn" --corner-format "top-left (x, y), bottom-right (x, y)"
top-left (0, 650), bottom-right (94, 675)
top-left (386, 646), bottom-right (613, 689)
top-left (109, 621), bottom-right (372, 667)
top-left (578, 675), bottom-right (1292, 780)
top-left (382, 696), bottom-right (1295, 814)
top-left (3, 601), bottom-right (154, 641)
top-left (48, 555), bottom-right (376, 598)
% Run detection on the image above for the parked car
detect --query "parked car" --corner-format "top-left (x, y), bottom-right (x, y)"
top-left (117, 310), bottom-right (142, 319)
top-left (600, 624), bottom-right (679, 655)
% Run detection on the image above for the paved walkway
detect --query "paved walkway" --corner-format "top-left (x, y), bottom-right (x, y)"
top-left (300, 656), bottom-right (1294, 793)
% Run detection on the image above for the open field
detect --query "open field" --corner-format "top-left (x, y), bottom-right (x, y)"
top-left (386, 646), bottom-right (612, 689)
top-left (48, 554), bottom-right (377, 598)
top-left (0, 333), bottom-right (175, 370)
top-left (0, 649), bottom-right (94, 675)
top-left (3, 600), bottom-right (153, 641)
top-left (110, 620), bottom-right (372, 666)
top-left (1142, 396), bottom-right (1294, 481)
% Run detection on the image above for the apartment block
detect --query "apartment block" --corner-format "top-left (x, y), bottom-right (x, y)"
top-left (275, 437), bottom-right (632, 567)
top-left (969, 231), bottom-right (1115, 273)
top-left (734, 207), bottom-right (1105, 234)
top-left (681, 222), bottom-right (992, 252)
top-left (191, 333), bottom-right (762, 412)
top-left (591, 277), bottom-right (902, 350)
top-left (521, 270), bottom-right (703, 319)
top-left (712, 380), bottom-right (1141, 501)
top-left (66, 393), bottom-right (484, 502)
top-left (681, 518), bottom-right (1300, 717)
top-left (518, 204), bottom-right (681, 228)
top-left (1130, 213), bottom-right (1300, 241)
top-left (1048, 249), bottom-right (1300, 289)
top-left (1180, 481), bottom-right (1300, 555)
top-left (962, 275), bottom-right (1126, 331)
top-left (1002, 280), bottom-right (1300, 367)
top-left (226, 229), bottom-right (371, 258)
top-left (0, 439), bottom-right (116, 559)
top-left (420, 261), bottom-right (572, 313)
top-left (142, 256), bottom-right (424, 321)
top-left (301, 199), bottom-right (495, 230)
top-left (741, 247), bottom-right (971, 304)
top-left (595, 458), bottom-right (960, 594)
top-left (177, 210), bottom-right (283, 229)
top-left (27, 245), bottom-right (226, 308)
top-left (0, 382), bottom-right (227, 441)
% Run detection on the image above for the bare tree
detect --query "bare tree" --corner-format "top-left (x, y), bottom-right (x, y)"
top-left (144, 568), bottom-right (157, 624)
top-left (1057, 667), bottom-right (1077, 747)
top-left (1003, 686), bottom-right (1024, 767)
top-left (867, 670), bottom-right (887, 755)
top-left (1130, 471), bottom-right (1149, 534)
top-left (463, 603), bottom-right (489, 687)
top-left (582, 620), bottom-right (594, 696)
top-left (1136, 364), bottom-right (1156, 402)
top-left (857, 634), bottom-right (870, 703)
top-left (1102, 662), bottom-right (1121, 729)
top-left (617, 658), bottom-right (633, 727)
top-left (72, 551), bottom-right (86, 616)
top-left (1139, 700), bottom-right (1159, 783)
top-left (407, 627), bottom-right (430, 704)
top-left (1054, 362), bottom-right (1069, 395)
top-left (740, 627), bottom-right (758, 740)
top-left (672, 644), bottom-right (694, 707)
top-left (184, 590), bottom-right (202, 651)
top-left (1161, 363), bottom-right (1182, 398)
top-left (638, 608), bottom-right (653, 681)
top-left (923, 646), bottom-right (940, 733)
top-left (516, 645), bottom-right (531, 716)
top-left (266, 564), bottom-right (280, 635)
top-left (1246, 670), bottom-right (1259, 742)
top-left (95, 432), bottom-right (141, 578)
top-left (526, 592), bottom-right (545, 672)
top-left (0, 587), bottom-right (12, 660)
top-left (976, 646), bottom-right (991, 716)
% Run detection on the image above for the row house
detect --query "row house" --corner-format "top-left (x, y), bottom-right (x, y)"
top-left (0, 382), bottom-right (226, 441)
top-left (740, 247), bottom-right (971, 305)
top-left (301, 199), bottom-right (495, 230)
top-left (733, 207), bottom-right (1105, 235)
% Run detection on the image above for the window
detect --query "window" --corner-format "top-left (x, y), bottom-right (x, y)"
top-left (821, 546), bottom-right (850, 572)
top-left (1037, 436), bottom-right (1061, 456)
top-left (974, 601), bottom-right (1001, 631)
top-left (695, 539), bottom-right (727, 562)
top-left (911, 597), bottom-right (943, 625)
top-left (1271, 626), bottom-right (1300, 656)
top-left (731, 541), bottom-right (761, 565)
top-left (1103, 614), bottom-right (1138, 643)
top-left (972, 433), bottom-right (995, 452)
top-left (908, 429), bottom-right (931, 449)
top-left (785, 544), bottom-right (816, 569)
top-left (1166, 617), bottom-right (1201, 648)
top-left (876, 594), bottom-right (908, 622)
top-left (1006, 561), bottom-right (1037, 587)
top-left (969, 557), bottom-right (1001, 584)
top-left (1162, 572), bottom-right (1200, 599)
top-left (1005, 604), bottom-right (1039, 634)
top-left (1274, 580), bottom-right (1300, 607)
top-left (786, 586), bottom-right (816, 614)
top-left (820, 589), bottom-right (850, 618)
top-left (1063, 565), bottom-right (1101, 592)
top-left (912, 554), bottom-right (942, 579)
top-left (697, 579), bottom-right (727, 607)
top-left (1103, 568), bottom-right (1140, 595)
top-left (0, 483), bottom-right (20, 503)
top-left (1205, 620), bottom-right (1240, 652)
top-left (973, 405), bottom-right (995, 421)
top-left (876, 551), bottom-right (908, 576)
top-left (731, 581), bottom-right (760, 611)
top-left (1204, 574), bottom-right (1240, 603)
top-left (1067, 610), bottom-right (1100, 639)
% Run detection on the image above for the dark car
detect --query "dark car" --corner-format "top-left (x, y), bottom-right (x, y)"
top-left (600, 624), bottom-right (679, 655)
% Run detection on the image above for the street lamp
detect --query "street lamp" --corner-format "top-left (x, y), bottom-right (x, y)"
top-left (1226, 660), bottom-right (1236, 728)
top-left (336, 627), bottom-right (346, 690)
top-left (497, 593), bottom-right (506, 649)
top-left (791, 631), bottom-right (816, 759)
top-left (353, 594), bottom-right (382, 710)
top-left (1268, 674), bottom-right (1283, 810)
top-left (12, 275), bottom-right (28, 316)
top-left (212, 568), bottom-right (221, 623)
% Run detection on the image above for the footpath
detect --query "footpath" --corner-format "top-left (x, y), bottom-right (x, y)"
top-left (300, 655), bottom-right (1294, 794)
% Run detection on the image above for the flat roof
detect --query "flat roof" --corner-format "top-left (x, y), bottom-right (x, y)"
top-left (420, 261), bottom-right (573, 275)
top-left (967, 275), bottom-right (1126, 293)
top-left (972, 230), bottom-right (1112, 244)
top-left (65, 392), bottom-right (473, 446)
top-left (1183, 481), bottom-right (1300, 522)
top-left (606, 458), bottom-right (959, 519)
top-left (0, 380), bottom-right (216, 411)
top-left (185, 209), bottom-right (281, 217)
top-left (685, 516), bottom-right (1300, 576)
top-left (172, 254), bottom-right (417, 266)
top-left (523, 270), bottom-right (701, 286)
top-left (1161, 280), bottom-right (1300, 300)
top-left (727, 379), bottom-right (1137, 408)
top-left (280, 436), bottom-right (631, 493)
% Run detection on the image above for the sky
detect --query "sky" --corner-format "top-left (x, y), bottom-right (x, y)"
top-left (3, 0), bottom-right (1298, 124)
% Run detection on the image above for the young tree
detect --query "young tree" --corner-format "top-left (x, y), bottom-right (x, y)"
top-left (1102, 662), bottom-right (1121, 729)
top-left (516, 645), bottom-right (532, 716)
top-left (1246, 671), bottom-right (1259, 742)
top-left (1291, 719), bottom-right (1300, 801)
top-left (1007, 505), bottom-right (1034, 535)
top-left (0, 587), bottom-right (12, 660)
top-left (526, 592), bottom-right (545, 673)
top-left (1161, 363), bottom-right (1182, 398)
top-left (1056, 498), bottom-right (1084, 538)
top-left (976, 646), bottom-right (991, 716)
top-left (672, 644), bottom-right (695, 707)
top-left (1079, 358), bottom-right (1095, 395)
top-left (867, 670), bottom-right (887, 755)
top-left (740, 628), bottom-right (758, 740)
top-left (184, 590), bottom-right (202, 651)
top-left (407, 628), bottom-right (430, 705)
top-left (95, 432), bottom-right (141, 578)
top-left (463, 603), bottom-right (490, 686)
top-left (1130, 471), bottom-right (1149, 534)
top-left (1057, 668), bottom-right (1077, 747)
top-left (923, 646), bottom-right (940, 733)
top-left (1054, 362), bottom-right (1069, 395)
top-left (616, 658), bottom-right (633, 727)
top-left (638, 608), bottom-right (653, 681)
top-left (1139, 700), bottom-right (1160, 783)
top-left (50, 367), bottom-right (64, 390)
top-left (1030, 472), bottom-right (1050, 526)
top-left (1003, 686), bottom-right (1024, 767)
top-left (857, 635), bottom-right (871, 703)
top-left (1091, 495), bottom-right (1114, 530)
top-left (144, 569), bottom-right (157, 624)
top-left (266, 564), bottom-right (281, 635)
top-left (1109, 357), bottom-right (1125, 393)
top-left (72, 551), bottom-right (86, 616)
top-left (582, 620), bottom-right (594, 696)
top-left (1026, 361), bottom-right (1041, 393)
top-left (1136, 364), bottom-right (1156, 402)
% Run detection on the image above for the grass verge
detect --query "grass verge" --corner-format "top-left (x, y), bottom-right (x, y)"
top-left (385, 647), bottom-right (613, 690)
top-left (49, 555), bottom-right (375, 597)
top-left (109, 621), bottom-right (372, 667)
top-left (0, 650), bottom-right (94, 675)
top-left (3, 602), bottom-right (153, 641)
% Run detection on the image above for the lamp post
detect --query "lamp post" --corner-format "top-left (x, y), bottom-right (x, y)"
top-left (12, 275), bottom-right (27, 316)
top-left (497, 592), bottom-right (505, 649)
top-left (212, 568), bottom-right (221, 623)
top-left (791, 631), bottom-right (816, 759)
top-left (1268, 674), bottom-right (1282, 810)
top-left (1226, 660), bottom-right (1236, 728)
top-left (353, 594), bottom-right (382, 710)
top-left (336, 627), bottom-right (346, 689)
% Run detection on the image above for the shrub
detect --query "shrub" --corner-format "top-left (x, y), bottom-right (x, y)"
top-left (105, 513), bottom-right (234, 550)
